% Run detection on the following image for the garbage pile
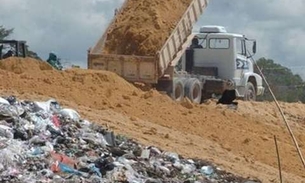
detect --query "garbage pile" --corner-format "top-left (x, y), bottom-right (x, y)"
top-left (0, 95), bottom-right (260, 183)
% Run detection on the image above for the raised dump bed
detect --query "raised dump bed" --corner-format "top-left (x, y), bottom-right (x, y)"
top-left (88, 0), bottom-right (208, 83)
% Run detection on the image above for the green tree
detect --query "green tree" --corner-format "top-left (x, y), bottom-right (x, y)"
top-left (26, 46), bottom-right (41, 60)
top-left (0, 25), bottom-right (41, 60)
top-left (255, 58), bottom-right (305, 103)
top-left (0, 26), bottom-right (13, 40)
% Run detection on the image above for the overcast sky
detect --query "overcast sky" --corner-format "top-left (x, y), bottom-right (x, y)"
top-left (1, 0), bottom-right (304, 78)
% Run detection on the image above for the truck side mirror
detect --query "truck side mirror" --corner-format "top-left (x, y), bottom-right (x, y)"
top-left (252, 41), bottom-right (257, 54)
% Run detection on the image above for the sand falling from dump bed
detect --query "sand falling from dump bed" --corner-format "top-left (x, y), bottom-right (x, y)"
top-left (102, 0), bottom-right (193, 56)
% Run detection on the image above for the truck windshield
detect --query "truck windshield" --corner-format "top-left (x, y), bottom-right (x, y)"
top-left (236, 38), bottom-right (246, 56)
top-left (209, 38), bottom-right (229, 49)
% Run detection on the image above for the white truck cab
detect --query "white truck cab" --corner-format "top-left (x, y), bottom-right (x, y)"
top-left (178, 26), bottom-right (264, 100)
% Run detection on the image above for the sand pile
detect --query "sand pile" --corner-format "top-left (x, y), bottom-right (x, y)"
top-left (0, 58), bottom-right (141, 109)
top-left (103, 0), bottom-right (192, 56)
top-left (0, 57), bottom-right (53, 74)
top-left (0, 57), bottom-right (305, 182)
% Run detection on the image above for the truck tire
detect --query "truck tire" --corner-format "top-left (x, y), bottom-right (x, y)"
top-left (172, 78), bottom-right (185, 102)
top-left (185, 78), bottom-right (202, 104)
top-left (244, 82), bottom-right (256, 101)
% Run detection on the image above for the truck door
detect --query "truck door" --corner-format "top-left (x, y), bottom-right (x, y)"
top-left (235, 38), bottom-right (249, 82)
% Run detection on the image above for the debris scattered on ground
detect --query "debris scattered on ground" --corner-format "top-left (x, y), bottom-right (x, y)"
top-left (0, 95), bottom-right (260, 182)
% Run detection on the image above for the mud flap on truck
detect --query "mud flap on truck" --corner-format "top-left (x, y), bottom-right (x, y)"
top-left (156, 79), bottom-right (174, 97)
top-left (156, 66), bottom-right (177, 98)
top-left (217, 90), bottom-right (237, 105)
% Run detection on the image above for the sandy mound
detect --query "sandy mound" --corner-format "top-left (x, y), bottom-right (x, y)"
top-left (0, 57), bottom-right (53, 74)
top-left (0, 58), bottom-right (141, 109)
top-left (103, 0), bottom-right (192, 56)
top-left (0, 57), bottom-right (305, 182)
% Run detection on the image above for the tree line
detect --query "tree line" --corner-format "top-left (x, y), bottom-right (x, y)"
top-left (255, 58), bottom-right (305, 103)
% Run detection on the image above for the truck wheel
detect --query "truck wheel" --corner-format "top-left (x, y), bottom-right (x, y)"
top-left (172, 78), bottom-right (185, 102)
top-left (244, 82), bottom-right (256, 101)
top-left (185, 78), bottom-right (202, 104)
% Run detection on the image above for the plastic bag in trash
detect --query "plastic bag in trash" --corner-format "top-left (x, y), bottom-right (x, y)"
top-left (0, 103), bottom-right (24, 118)
top-left (81, 132), bottom-right (108, 147)
top-left (181, 163), bottom-right (196, 174)
top-left (0, 140), bottom-right (26, 169)
top-left (140, 149), bottom-right (150, 159)
top-left (164, 152), bottom-right (179, 162)
top-left (200, 165), bottom-right (214, 176)
top-left (51, 152), bottom-right (78, 168)
top-left (52, 115), bottom-right (61, 127)
top-left (34, 99), bottom-right (60, 113)
top-left (0, 97), bottom-right (10, 105)
top-left (29, 147), bottom-right (44, 156)
top-left (29, 113), bottom-right (48, 132)
top-left (38, 169), bottom-right (54, 178)
top-left (88, 163), bottom-right (102, 177)
top-left (58, 108), bottom-right (81, 122)
top-left (51, 161), bottom-right (82, 176)
top-left (0, 125), bottom-right (14, 139)
top-left (29, 135), bottom-right (47, 145)
top-left (6, 96), bottom-right (17, 105)
top-left (13, 127), bottom-right (29, 140)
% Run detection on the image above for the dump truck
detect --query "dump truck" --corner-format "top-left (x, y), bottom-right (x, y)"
top-left (88, 0), bottom-right (264, 103)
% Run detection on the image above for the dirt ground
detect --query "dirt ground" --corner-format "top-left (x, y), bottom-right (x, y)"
top-left (102, 0), bottom-right (192, 56)
top-left (0, 58), bottom-right (305, 182)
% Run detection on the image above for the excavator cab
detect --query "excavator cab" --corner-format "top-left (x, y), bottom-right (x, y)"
top-left (47, 52), bottom-right (63, 70)
top-left (0, 40), bottom-right (27, 60)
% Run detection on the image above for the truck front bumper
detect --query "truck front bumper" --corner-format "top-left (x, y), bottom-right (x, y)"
top-left (257, 86), bottom-right (265, 96)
